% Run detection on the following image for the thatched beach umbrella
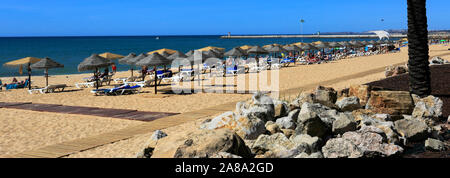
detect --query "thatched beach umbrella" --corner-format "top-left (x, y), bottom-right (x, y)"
top-left (349, 41), bottom-right (364, 48)
top-left (247, 46), bottom-right (269, 55)
top-left (30, 57), bottom-right (64, 87)
top-left (78, 54), bottom-right (112, 90)
top-left (135, 53), bottom-right (171, 94)
top-left (239, 45), bottom-right (254, 51)
top-left (3, 57), bottom-right (42, 90)
top-left (328, 42), bottom-right (341, 48)
top-left (167, 51), bottom-right (187, 60)
top-left (284, 45), bottom-right (302, 52)
top-left (314, 42), bottom-right (330, 49)
top-left (338, 41), bottom-right (352, 47)
top-left (301, 43), bottom-right (317, 51)
top-left (225, 47), bottom-right (245, 57)
top-left (99, 52), bottom-right (124, 60)
top-left (198, 46), bottom-right (225, 53)
top-left (118, 53), bottom-right (137, 77)
top-left (148, 48), bottom-right (177, 56)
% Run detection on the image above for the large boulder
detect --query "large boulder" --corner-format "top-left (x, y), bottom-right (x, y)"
top-left (251, 133), bottom-right (303, 158)
top-left (265, 122), bottom-right (281, 135)
top-left (332, 113), bottom-right (357, 135)
top-left (349, 85), bottom-right (371, 106)
top-left (200, 111), bottom-right (266, 140)
top-left (273, 99), bottom-right (289, 118)
top-left (290, 134), bottom-right (321, 154)
top-left (336, 96), bottom-right (362, 112)
top-left (394, 119), bottom-right (430, 142)
top-left (385, 65), bottom-right (395, 77)
top-left (294, 152), bottom-right (324, 158)
top-left (296, 110), bottom-right (330, 138)
top-left (276, 116), bottom-right (296, 130)
top-left (322, 127), bottom-right (403, 158)
top-left (314, 86), bottom-right (338, 108)
top-left (150, 130), bottom-right (168, 141)
top-left (412, 95), bottom-right (444, 119)
top-left (236, 92), bottom-right (275, 122)
top-left (365, 91), bottom-right (414, 118)
top-left (289, 92), bottom-right (315, 110)
top-left (152, 128), bottom-right (252, 158)
top-left (425, 138), bottom-right (446, 151)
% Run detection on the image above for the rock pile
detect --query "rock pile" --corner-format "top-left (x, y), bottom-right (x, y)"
top-left (139, 85), bottom-right (449, 158)
top-left (385, 65), bottom-right (408, 78)
top-left (430, 56), bottom-right (450, 65)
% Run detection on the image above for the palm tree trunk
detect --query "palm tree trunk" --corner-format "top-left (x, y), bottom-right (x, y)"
top-left (407, 0), bottom-right (431, 97)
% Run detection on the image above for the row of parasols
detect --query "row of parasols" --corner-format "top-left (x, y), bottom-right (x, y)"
top-left (2, 40), bottom-right (397, 91)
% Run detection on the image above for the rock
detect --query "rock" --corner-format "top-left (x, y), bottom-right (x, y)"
top-left (289, 92), bottom-right (315, 110)
top-left (314, 86), bottom-right (338, 108)
top-left (412, 95), bottom-right (444, 119)
top-left (294, 152), bottom-right (324, 158)
top-left (201, 111), bottom-right (266, 140)
top-left (266, 123), bottom-right (281, 135)
top-left (337, 88), bottom-right (350, 98)
top-left (371, 114), bottom-right (393, 122)
top-left (281, 129), bottom-right (295, 138)
top-left (385, 65), bottom-right (395, 77)
top-left (332, 113), bottom-right (357, 135)
top-left (425, 138), bottom-right (446, 151)
top-left (287, 109), bottom-right (301, 123)
top-left (394, 119), bottom-right (430, 142)
top-left (210, 152), bottom-right (243, 158)
top-left (171, 129), bottom-right (252, 158)
top-left (296, 111), bottom-right (330, 138)
top-left (152, 128), bottom-right (252, 158)
top-left (318, 109), bottom-right (340, 127)
top-left (273, 99), bottom-right (289, 118)
top-left (151, 130), bottom-right (168, 141)
top-left (251, 133), bottom-right (302, 158)
top-left (431, 125), bottom-right (449, 140)
top-left (236, 92), bottom-right (275, 122)
top-left (349, 85), bottom-right (371, 106)
top-left (276, 116), bottom-right (296, 130)
top-left (290, 134), bottom-right (321, 153)
top-left (322, 129), bottom-right (403, 158)
top-left (322, 138), bottom-right (363, 158)
top-left (366, 91), bottom-right (414, 117)
top-left (336, 96), bottom-right (362, 112)
top-left (393, 65), bottom-right (407, 76)
top-left (448, 116), bottom-right (450, 124)
top-left (430, 56), bottom-right (448, 65)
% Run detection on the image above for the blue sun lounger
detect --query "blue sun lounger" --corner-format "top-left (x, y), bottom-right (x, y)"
top-left (91, 84), bottom-right (142, 96)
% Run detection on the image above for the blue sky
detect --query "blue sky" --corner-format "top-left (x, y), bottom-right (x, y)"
top-left (0, 0), bottom-right (448, 37)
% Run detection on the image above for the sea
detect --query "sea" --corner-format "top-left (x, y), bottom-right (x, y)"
top-left (0, 35), bottom-right (396, 77)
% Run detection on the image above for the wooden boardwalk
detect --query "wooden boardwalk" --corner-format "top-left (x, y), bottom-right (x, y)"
top-left (9, 62), bottom-right (403, 158)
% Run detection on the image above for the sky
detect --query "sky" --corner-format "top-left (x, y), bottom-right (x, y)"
top-left (0, 0), bottom-right (449, 37)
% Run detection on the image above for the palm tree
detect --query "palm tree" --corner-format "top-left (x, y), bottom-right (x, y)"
top-left (407, 0), bottom-right (431, 97)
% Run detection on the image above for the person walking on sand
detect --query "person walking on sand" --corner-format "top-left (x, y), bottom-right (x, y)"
top-left (111, 63), bottom-right (117, 74)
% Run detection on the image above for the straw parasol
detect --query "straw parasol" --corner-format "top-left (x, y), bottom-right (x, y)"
top-left (266, 45), bottom-right (287, 53)
top-left (338, 41), bottom-right (352, 47)
top-left (147, 48), bottom-right (177, 55)
top-left (247, 46), bottom-right (269, 55)
top-left (135, 53), bottom-right (171, 94)
top-left (78, 54), bottom-right (112, 90)
top-left (3, 57), bottom-right (42, 90)
top-left (30, 57), bottom-right (64, 87)
top-left (292, 42), bottom-right (305, 47)
top-left (239, 45), bottom-right (254, 51)
top-left (198, 46), bottom-right (225, 53)
top-left (349, 41), bottom-right (364, 48)
top-left (314, 42), bottom-right (330, 49)
top-left (118, 53), bottom-right (137, 77)
top-left (284, 45), bottom-right (302, 52)
top-left (99, 52), bottom-right (124, 60)
top-left (301, 43), bottom-right (317, 51)
top-left (224, 47), bottom-right (246, 57)
top-left (167, 51), bottom-right (187, 60)
top-left (328, 42), bottom-right (341, 48)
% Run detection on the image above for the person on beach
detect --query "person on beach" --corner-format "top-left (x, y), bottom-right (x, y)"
top-left (99, 68), bottom-right (109, 78)
top-left (111, 63), bottom-right (117, 74)
top-left (12, 77), bottom-right (18, 83)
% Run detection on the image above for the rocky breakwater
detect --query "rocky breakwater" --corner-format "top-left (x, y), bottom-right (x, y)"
top-left (138, 85), bottom-right (449, 158)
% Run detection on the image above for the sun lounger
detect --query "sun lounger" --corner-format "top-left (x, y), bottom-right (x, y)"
top-left (28, 84), bottom-right (67, 94)
top-left (91, 85), bottom-right (142, 96)
top-left (75, 81), bottom-right (96, 88)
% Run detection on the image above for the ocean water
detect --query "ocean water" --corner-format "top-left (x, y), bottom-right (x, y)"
top-left (0, 36), bottom-right (393, 77)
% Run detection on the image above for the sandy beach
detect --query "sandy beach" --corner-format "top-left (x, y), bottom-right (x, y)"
top-left (1, 44), bottom-right (449, 158)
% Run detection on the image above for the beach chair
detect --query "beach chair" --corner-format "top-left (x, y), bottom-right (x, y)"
top-left (28, 84), bottom-right (67, 94)
top-left (91, 85), bottom-right (142, 96)
top-left (75, 81), bottom-right (97, 88)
